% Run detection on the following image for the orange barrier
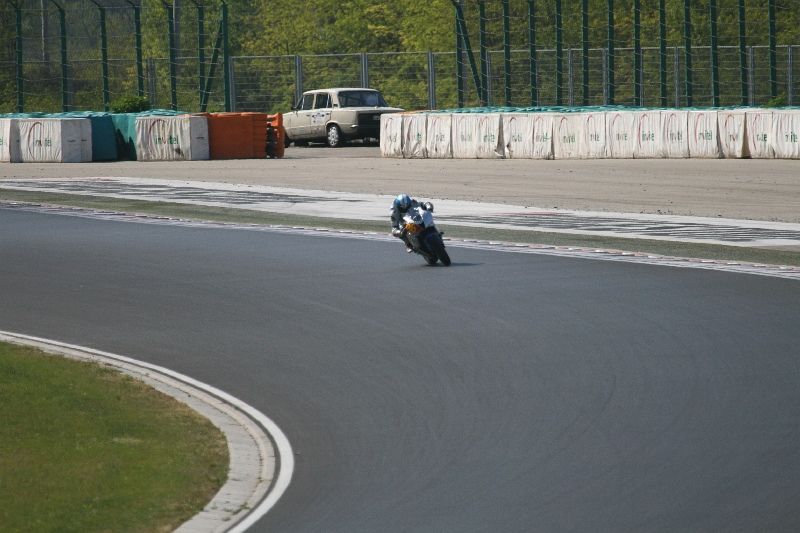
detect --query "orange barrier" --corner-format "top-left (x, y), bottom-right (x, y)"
top-left (203, 112), bottom-right (267, 159)
top-left (266, 113), bottom-right (285, 159)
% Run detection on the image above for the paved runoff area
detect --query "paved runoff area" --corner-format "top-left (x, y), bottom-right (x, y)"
top-left (2, 174), bottom-right (800, 250)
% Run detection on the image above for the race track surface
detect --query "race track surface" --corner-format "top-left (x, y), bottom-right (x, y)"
top-left (2, 207), bottom-right (800, 532)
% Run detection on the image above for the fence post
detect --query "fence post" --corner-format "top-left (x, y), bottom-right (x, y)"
top-left (582, 0), bottom-right (589, 106)
top-left (674, 46), bottom-right (680, 107)
top-left (189, 0), bottom-right (205, 107)
top-left (200, 20), bottom-right (223, 112)
top-left (88, 0), bottom-right (111, 111)
top-left (738, 0), bottom-right (747, 105)
top-left (427, 52), bottom-right (437, 110)
top-left (478, 1), bottom-right (488, 106)
top-left (659, 0), bottom-right (667, 107)
top-left (294, 55), bottom-right (303, 105)
top-left (607, 0), bottom-right (615, 105)
top-left (683, 0), bottom-right (693, 106)
top-left (633, 0), bottom-right (641, 106)
top-left (709, 0), bottom-right (719, 107)
top-left (12, 1), bottom-right (24, 112)
top-left (49, 0), bottom-right (69, 112)
top-left (769, 0), bottom-right (777, 99)
top-left (485, 52), bottom-right (493, 105)
top-left (452, 0), bottom-right (482, 106)
top-left (527, 0), bottom-right (538, 107)
top-left (748, 46), bottom-right (755, 106)
top-left (126, 1), bottom-right (145, 98)
top-left (503, 0), bottom-right (511, 106)
top-left (789, 46), bottom-right (794, 106)
top-left (556, 0), bottom-right (563, 105)
top-left (568, 48), bottom-right (574, 106)
top-left (222, 1), bottom-right (231, 112)
top-left (228, 57), bottom-right (236, 111)
top-left (602, 48), bottom-right (608, 104)
top-left (163, 1), bottom-right (178, 110)
top-left (455, 2), bottom-right (464, 108)
top-left (360, 53), bottom-right (369, 88)
top-left (147, 58), bottom-right (157, 105)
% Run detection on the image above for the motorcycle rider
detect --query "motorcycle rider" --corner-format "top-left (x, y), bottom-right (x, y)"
top-left (390, 193), bottom-right (434, 252)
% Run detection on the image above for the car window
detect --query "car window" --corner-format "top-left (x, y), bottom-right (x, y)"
top-left (314, 93), bottom-right (332, 109)
top-left (338, 90), bottom-right (387, 107)
top-left (301, 93), bottom-right (315, 111)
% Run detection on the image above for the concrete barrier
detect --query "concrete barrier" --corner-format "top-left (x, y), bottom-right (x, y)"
top-left (135, 115), bottom-right (209, 161)
top-left (18, 118), bottom-right (92, 163)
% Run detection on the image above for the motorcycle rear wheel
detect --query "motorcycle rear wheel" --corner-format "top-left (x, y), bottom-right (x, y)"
top-left (429, 234), bottom-right (451, 266)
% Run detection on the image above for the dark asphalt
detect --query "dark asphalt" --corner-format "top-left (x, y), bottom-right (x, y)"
top-left (2, 207), bottom-right (800, 532)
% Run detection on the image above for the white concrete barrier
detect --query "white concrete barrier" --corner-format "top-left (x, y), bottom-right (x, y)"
top-left (718, 110), bottom-right (747, 158)
top-left (553, 114), bottom-right (582, 159)
top-left (425, 113), bottom-right (452, 159)
top-left (634, 111), bottom-right (663, 158)
top-left (0, 118), bottom-right (21, 163)
top-left (402, 114), bottom-right (427, 159)
top-left (379, 113), bottom-right (403, 158)
top-left (532, 114), bottom-right (555, 159)
top-left (606, 111), bottom-right (638, 158)
top-left (502, 113), bottom-right (535, 159)
top-left (18, 118), bottom-right (92, 163)
top-left (688, 110), bottom-right (721, 158)
top-left (379, 109), bottom-right (800, 160)
top-left (745, 110), bottom-right (774, 158)
top-left (452, 113), bottom-right (504, 159)
top-left (135, 115), bottom-right (209, 161)
top-left (661, 110), bottom-right (690, 158)
top-left (581, 112), bottom-right (608, 159)
top-left (771, 109), bottom-right (800, 159)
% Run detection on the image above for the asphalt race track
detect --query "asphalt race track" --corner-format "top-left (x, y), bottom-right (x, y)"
top-left (3, 207), bottom-right (800, 532)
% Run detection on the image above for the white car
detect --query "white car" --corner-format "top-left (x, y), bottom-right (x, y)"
top-left (284, 88), bottom-right (403, 147)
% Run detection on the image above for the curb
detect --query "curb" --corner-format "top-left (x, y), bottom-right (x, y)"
top-left (0, 331), bottom-right (293, 532)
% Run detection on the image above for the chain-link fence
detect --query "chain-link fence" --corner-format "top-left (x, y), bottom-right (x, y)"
top-left (1, 0), bottom-right (798, 114)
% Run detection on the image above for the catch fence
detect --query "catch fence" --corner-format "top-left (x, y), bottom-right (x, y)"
top-left (1, 0), bottom-right (798, 114)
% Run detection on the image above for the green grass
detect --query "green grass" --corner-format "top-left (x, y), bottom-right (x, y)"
top-left (1, 189), bottom-right (798, 267)
top-left (0, 342), bottom-right (228, 533)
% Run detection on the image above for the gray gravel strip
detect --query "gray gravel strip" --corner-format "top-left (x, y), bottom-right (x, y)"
top-left (4, 202), bottom-right (798, 281)
top-left (3, 177), bottom-right (800, 249)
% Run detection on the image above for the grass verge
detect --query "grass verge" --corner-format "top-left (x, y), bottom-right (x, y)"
top-left (1, 189), bottom-right (798, 267)
top-left (0, 341), bottom-right (228, 533)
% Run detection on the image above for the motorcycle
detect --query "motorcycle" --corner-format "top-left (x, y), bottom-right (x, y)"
top-left (395, 203), bottom-right (451, 266)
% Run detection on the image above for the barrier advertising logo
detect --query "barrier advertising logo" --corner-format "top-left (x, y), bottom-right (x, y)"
top-left (154, 135), bottom-right (179, 145)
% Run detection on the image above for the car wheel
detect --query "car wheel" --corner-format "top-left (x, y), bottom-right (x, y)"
top-left (326, 124), bottom-right (343, 148)
top-left (284, 134), bottom-right (292, 148)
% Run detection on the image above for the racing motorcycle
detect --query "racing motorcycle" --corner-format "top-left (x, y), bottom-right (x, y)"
top-left (395, 203), bottom-right (451, 266)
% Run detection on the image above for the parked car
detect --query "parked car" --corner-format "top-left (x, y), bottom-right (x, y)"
top-left (283, 88), bottom-right (403, 148)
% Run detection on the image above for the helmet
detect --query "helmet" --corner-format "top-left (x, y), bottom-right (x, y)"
top-left (393, 193), bottom-right (412, 212)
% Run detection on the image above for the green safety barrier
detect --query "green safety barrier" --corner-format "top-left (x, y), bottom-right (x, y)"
top-left (110, 109), bottom-right (182, 161)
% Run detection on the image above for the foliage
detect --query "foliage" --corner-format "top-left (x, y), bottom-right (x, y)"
top-left (2, 0), bottom-right (800, 112)
top-left (111, 95), bottom-right (151, 113)
top-left (766, 93), bottom-right (787, 107)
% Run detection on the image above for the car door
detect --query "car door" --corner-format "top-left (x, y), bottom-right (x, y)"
top-left (309, 93), bottom-right (332, 139)
top-left (287, 93), bottom-right (315, 139)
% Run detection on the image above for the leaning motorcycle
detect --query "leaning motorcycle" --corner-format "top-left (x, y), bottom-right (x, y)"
top-left (395, 204), bottom-right (451, 266)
